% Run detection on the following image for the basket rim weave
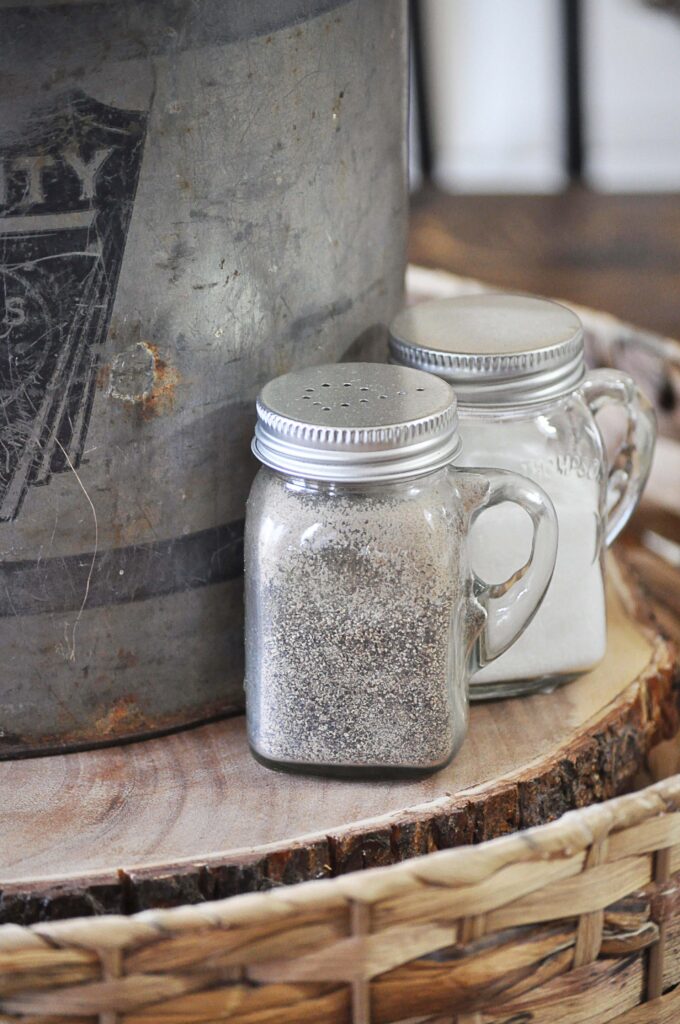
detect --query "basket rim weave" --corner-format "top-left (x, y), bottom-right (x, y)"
top-left (2, 774), bottom-right (678, 951)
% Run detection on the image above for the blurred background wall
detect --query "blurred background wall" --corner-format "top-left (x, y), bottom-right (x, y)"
top-left (407, 0), bottom-right (680, 465)
top-left (410, 0), bottom-right (680, 193)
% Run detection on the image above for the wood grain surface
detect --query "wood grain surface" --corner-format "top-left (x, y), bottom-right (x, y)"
top-left (409, 188), bottom-right (680, 341)
top-left (1, 552), bottom-right (676, 924)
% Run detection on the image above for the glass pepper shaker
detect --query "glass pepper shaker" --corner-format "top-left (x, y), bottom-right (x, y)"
top-left (245, 363), bottom-right (558, 778)
top-left (389, 293), bottom-right (657, 699)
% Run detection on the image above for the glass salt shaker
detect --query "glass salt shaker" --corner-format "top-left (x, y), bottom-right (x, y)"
top-left (389, 293), bottom-right (657, 699)
top-left (245, 363), bottom-right (558, 778)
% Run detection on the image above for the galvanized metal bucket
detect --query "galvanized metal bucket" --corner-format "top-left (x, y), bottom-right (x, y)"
top-left (0, 0), bottom-right (408, 755)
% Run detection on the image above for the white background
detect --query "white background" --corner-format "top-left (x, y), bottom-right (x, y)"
top-left (416, 0), bottom-right (680, 192)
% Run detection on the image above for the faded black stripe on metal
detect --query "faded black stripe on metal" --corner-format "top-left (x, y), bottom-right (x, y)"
top-left (0, 0), bottom-right (354, 63)
top-left (0, 520), bottom-right (244, 617)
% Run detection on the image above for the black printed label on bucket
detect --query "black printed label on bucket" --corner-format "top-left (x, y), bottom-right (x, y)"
top-left (0, 90), bottom-right (146, 521)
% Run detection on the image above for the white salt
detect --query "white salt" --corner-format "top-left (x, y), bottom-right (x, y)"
top-left (468, 495), bottom-right (606, 688)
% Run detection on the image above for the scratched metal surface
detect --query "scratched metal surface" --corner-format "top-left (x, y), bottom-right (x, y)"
top-left (0, 0), bottom-right (408, 754)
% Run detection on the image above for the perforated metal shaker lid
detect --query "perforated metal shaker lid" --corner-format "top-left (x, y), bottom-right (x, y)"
top-left (252, 363), bottom-right (461, 482)
top-left (389, 294), bottom-right (585, 406)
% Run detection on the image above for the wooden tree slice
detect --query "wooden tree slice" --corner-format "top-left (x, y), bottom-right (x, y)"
top-left (0, 552), bottom-right (677, 925)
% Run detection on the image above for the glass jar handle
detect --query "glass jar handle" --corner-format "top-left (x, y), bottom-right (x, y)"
top-left (454, 468), bottom-right (558, 670)
top-left (580, 368), bottom-right (657, 546)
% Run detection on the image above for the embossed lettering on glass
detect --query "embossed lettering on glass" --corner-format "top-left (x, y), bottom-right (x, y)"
top-left (389, 294), bottom-right (657, 698)
top-left (245, 363), bottom-right (558, 778)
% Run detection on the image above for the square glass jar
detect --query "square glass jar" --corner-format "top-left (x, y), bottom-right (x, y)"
top-left (389, 294), bottom-right (656, 698)
top-left (245, 363), bottom-right (558, 775)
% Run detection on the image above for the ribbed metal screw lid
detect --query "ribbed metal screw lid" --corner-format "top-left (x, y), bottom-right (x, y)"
top-left (252, 363), bottom-right (461, 482)
top-left (389, 294), bottom-right (585, 406)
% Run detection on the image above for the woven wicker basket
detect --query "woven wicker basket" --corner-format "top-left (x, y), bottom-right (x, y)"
top-left (2, 773), bottom-right (680, 1023)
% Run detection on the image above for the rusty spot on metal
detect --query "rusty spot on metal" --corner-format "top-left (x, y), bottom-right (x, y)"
top-left (139, 342), bottom-right (180, 419)
top-left (116, 648), bottom-right (138, 669)
top-left (94, 696), bottom-right (146, 738)
top-left (112, 502), bottom-right (162, 547)
top-left (95, 361), bottom-right (110, 391)
top-left (107, 340), bottom-right (180, 419)
top-left (0, 695), bottom-right (240, 760)
top-left (108, 341), bottom-right (155, 401)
